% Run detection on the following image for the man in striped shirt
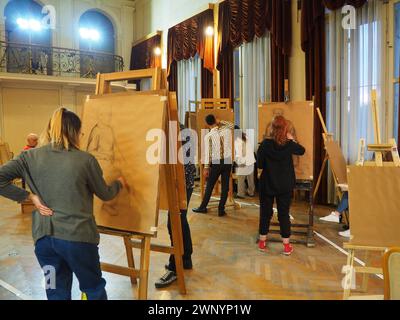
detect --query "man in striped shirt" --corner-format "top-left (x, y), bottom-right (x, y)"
top-left (193, 114), bottom-right (234, 217)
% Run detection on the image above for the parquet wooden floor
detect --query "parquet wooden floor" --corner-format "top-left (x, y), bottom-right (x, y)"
top-left (0, 188), bottom-right (384, 300)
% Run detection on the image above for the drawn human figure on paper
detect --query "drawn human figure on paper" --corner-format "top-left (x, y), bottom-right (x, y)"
top-left (264, 108), bottom-right (302, 175)
top-left (86, 107), bottom-right (131, 217)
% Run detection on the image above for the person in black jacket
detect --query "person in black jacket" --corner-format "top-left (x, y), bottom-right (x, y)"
top-left (257, 115), bottom-right (305, 256)
top-left (155, 124), bottom-right (196, 288)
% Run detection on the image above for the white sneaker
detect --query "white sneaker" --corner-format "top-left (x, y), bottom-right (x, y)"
top-left (319, 212), bottom-right (340, 223)
top-left (339, 229), bottom-right (351, 238)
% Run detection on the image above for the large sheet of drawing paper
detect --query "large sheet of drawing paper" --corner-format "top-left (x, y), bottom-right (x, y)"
top-left (258, 102), bottom-right (314, 180)
top-left (325, 140), bottom-right (347, 184)
top-left (196, 108), bottom-right (234, 163)
top-left (89, 90), bottom-right (187, 211)
top-left (348, 166), bottom-right (400, 247)
top-left (81, 93), bottom-right (166, 235)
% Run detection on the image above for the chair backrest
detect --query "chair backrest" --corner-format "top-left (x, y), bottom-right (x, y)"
top-left (383, 247), bottom-right (400, 300)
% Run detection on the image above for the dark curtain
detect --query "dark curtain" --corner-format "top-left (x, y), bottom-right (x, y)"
top-left (168, 60), bottom-right (178, 92)
top-left (270, 44), bottom-right (289, 102)
top-left (266, 0), bottom-right (292, 101)
top-left (201, 59), bottom-right (214, 98)
top-left (217, 1), bottom-right (234, 104)
top-left (301, 0), bottom-right (327, 203)
top-left (167, 9), bottom-right (214, 97)
top-left (217, 0), bottom-right (291, 103)
top-left (129, 34), bottom-right (161, 90)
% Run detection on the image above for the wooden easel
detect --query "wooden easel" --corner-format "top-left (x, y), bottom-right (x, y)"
top-left (94, 68), bottom-right (186, 300)
top-left (197, 98), bottom-right (239, 210)
top-left (342, 243), bottom-right (386, 300)
top-left (313, 108), bottom-right (349, 226)
top-left (366, 91), bottom-right (400, 167)
top-left (342, 90), bottom-right (399, 299)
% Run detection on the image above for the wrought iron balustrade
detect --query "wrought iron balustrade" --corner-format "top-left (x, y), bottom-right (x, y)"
top-left (0, 41), bottom-right (124, 78)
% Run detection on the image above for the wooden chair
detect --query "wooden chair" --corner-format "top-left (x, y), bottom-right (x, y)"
top-left (383, 247), bottom-right (400, 300)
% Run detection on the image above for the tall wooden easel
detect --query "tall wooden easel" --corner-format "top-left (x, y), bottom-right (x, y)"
top-left (343, 90), bottom-right (399, 299)
top-left (313, 109), bottom-right (345, 197)
top-left (197, 98), bottom-right (239, 210)
top-left (313, 108), bottom-right (349, 225)
top-left (93, 68), bottom-right (186, 300)
top-left (367, 91), bottom-right (400, 167)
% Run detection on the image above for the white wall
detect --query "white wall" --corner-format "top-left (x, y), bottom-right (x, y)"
top-left (0, 80), bottom-right (94, 153)
top-left (0, 0), bottom-right (135, 69)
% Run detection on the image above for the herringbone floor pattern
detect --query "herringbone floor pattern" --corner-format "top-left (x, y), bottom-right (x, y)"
top-left (0, 188), bottom-right (384, 300)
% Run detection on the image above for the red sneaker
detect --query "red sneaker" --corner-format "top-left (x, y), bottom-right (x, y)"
top-left (258, 239), bottom-right (267, 252)
top-left (283, 243), bottom-right (293, 256)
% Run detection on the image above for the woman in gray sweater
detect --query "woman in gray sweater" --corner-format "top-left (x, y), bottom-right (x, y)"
top-left (0, 107), bottom-right (126, 300)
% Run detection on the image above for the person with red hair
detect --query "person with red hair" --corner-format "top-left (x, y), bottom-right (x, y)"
top-left (256, 115), bottom-right (305, 255)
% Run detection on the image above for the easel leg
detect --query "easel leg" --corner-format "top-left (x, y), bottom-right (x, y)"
top-left (343, 249), bottom-right (355, 300)
top-left (123, 236), bottom-right (137, 285)
top-left (138, 236), bottom-right (151, 300)
top-left (170, 212), bottom-right (187, 295)
top-left (313, 155), bottom-right (328, 199)
top-left (361, 251), bottom-right (370, 292)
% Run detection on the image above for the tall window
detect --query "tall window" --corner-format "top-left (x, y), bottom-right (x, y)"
top-left (394, 2), bottom-right (400, 143)
top-left (233, 34), bottom-right (271, 144)
top-left (326, 1), bottom-right (385, 164)
top-left (79, 10), bottom-right (115, 76)
top-left (4, 0), bottom-right (52, 74)
top-left (177, 55), bottom-right (201, 123)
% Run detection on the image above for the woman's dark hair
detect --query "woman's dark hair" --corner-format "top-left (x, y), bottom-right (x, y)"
top-left (40, 107), bottom-right (82, 150)
top-left (205, 114), bottom-right (216, 126)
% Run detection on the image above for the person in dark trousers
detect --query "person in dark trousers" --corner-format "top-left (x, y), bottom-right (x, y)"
top-left (0, 107), bottom-right (127, 300)
top-left (257, 115), bottom-right (305, 256)
top-left (192, 114), bottom-right (234, 216)
top-left (155, 124), bottom-right (196, 288)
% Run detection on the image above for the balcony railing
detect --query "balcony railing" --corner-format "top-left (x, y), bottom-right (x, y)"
top-left (0, 41), bottom-right (124, 79)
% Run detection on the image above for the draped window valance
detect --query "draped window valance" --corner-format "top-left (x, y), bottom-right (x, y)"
top-left (167, 8), bottom-right (214, 77)
top-left (217, 0), bottom-right (292, 103)
top-left (129, 33), bottom-right (161, 90)
top-left (217, 0), bottom-right (292, 68)
top-left (130, 33), bottom-right (161, 70)
top-left (301, 0), bottom-right (368, 52)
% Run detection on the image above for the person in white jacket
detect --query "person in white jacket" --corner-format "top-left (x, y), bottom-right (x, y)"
top-left (234, 128), bottom-right (256, 198)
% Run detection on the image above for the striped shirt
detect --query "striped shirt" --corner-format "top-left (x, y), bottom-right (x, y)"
top-left (204, 120), bottom-right (235, 167)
